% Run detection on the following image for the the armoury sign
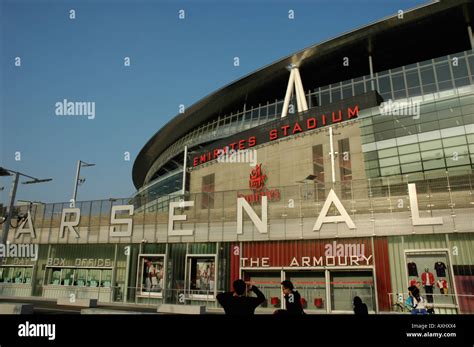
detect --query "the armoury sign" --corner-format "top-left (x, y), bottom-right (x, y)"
top-left (240, 241), bottom-right (373, 268)
top-left (191, 91), bottom-right (383, 167)
top-left (13, 183), bottom-right (443, 240)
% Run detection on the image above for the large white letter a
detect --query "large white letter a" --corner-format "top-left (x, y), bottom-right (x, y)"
top-left (313, 189), bottom-right (356, 231)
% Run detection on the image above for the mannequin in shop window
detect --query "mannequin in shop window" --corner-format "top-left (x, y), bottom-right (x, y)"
top-left (421, 268), bottom-right (435, 303)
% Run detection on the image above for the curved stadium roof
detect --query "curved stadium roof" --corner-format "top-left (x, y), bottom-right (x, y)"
top-left (133, 0), bottom-right (473, 189)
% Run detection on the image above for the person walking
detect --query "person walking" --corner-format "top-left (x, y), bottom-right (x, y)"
top-left (217, 279), bottom-right (265, 316)
top-left (353, 296), bottom-right (369, 315)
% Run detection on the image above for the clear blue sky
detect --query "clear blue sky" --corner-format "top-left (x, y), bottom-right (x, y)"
top-left (0, 0), bottom-right (428, 205)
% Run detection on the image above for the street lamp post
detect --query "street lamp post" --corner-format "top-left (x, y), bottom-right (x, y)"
top-left (71, 160), bottom-right (95, 207)
top-left (0, 167), bottom-right (52, 246)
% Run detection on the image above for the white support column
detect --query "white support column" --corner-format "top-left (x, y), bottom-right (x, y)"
top-left (468, 25), bottom-right (474, 50)
top-left (368, 55), bottom-right (375, 91)
top-left (182, 145), bottom-right (188, 195)
top-left (282, 65), bottom-right (308, 117)
top-left (295, 82), bottom-right (303, 112)
top-left (329, 127), bottom-right (336, 184)
top-left (281, 69), bottom-right (296, 118)
top-left (294, 68), bottom-right (309, 111)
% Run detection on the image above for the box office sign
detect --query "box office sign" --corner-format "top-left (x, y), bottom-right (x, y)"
top-left (46, 258), bottom-right (114, 268)
top-left (14, 183), bottom-right (444, 241)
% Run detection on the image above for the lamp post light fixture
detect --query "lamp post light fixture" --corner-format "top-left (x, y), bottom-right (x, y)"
top-left (71, 160), bottom-right (95, 207)
top-left (0, 167), bottom-right (52, 246)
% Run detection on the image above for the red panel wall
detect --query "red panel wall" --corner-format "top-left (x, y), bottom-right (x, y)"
top-left (230, 243), bottom-right (240, 289)
top-left (373, 237), bottom-right (392, 312)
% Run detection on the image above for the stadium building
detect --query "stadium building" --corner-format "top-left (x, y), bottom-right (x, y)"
top-left (1, 0), bottom-right (474, 313)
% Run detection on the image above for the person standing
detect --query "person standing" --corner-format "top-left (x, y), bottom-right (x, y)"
top-left (406, 285), bottom-right (427, 315)
top-left (353, 296), bottom-right (368, 315)
top-left (217, 279), bottom-right (265, 316)
top-left (280, 280), bottom-right (305, 315)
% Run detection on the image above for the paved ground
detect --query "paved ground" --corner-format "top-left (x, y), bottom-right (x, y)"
top-left (0, 297), bottom-right (159, 314)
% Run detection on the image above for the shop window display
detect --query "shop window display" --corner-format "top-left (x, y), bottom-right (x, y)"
top-left (405, 251), bottom-right (456, 308)
top-left (186, 256), bottom-right (216, 298)
top-left (330, 271), bottom-right (375, 312)
top-left (137, 255), bottom-right (165, 297)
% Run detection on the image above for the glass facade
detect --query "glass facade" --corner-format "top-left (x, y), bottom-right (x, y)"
top-left (360, 86), bottom-right (474, 179)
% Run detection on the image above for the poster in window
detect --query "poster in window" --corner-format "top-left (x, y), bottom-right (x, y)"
top-left (190, 258), bottom-right (215, 294)
top-left (139, 256), bottom-right (165, 296)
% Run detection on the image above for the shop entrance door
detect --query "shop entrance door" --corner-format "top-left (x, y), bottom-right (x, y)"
top-left (329, 270), bottom-right (376, 313)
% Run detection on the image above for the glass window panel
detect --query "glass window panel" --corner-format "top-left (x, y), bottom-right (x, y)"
top-left (451, 57), bottom-right (468, 78)
top-left (380, 165), bottom-right (400, 176)
top-left (437, 107), bottom-right (462, 119)
top-left (268, 103), bottom-right (276, 117)
top-left (444, 145), bottom-right (469, 157)
top-left (377, 76), bottom-right (391, 96)
top-left (364, 151), bottom-right (379, 161)
top-left (407, 87), bottom-right (422, 97)
top-left (394, 89), bottom-right (407, 99)
top-left (331, 87), bottom-right (341, 102)
top-left (401, 162), bottom-right (422, 173)
top-left (438, 81), bottom-right (454, 91)
top-left (442, 137), bottom-right (467, 147)
top-left (420, 139), bottom-right (442, 151)
top-left (446, 155), bottom-right (470, 167)
top-left (420, 66), bottom-right (435, 85)
top-left (399, 152), bottom-right (421, 164)
top-left (405, 70), bottom-right (420, 88)
top-left (354, 82), bottom-right (365, 95)
top-left (342, 85), bottom-right (353, 99)
top-left (379, 157), bottom-right (400, 167)
top-left (398, 143), bottom-right (419, 154)
top-left (396, 125), bottom-right (417, 137)
top-left (330, 271), bottom-right (375, 312)
top-left (366, 168), bottom-right (380, 178)
top-left (391, 73), bottom-right (406, 91)
top-left (366, 160), bottom-right (380, 169)
top-left (435, 62), bottom-right (452, 83)
top-left (286, 271), bottom-right (327, 312)
top-left (423, 158), bottom-right (446, 170)
top-left (374, 129), bottom-right (396, 141)
top-left (454, 77), bottom-right (470, 87)
top-left (422, 83), bottom-right (437, 94)
top-left (321, 90), bottom-right (330, 106)
top-left (378, 147), bottom-right (398, 158)
top-left (421, 149), bottom-right (443, 160)
top-left (418, 121), bottom-right (439, 133)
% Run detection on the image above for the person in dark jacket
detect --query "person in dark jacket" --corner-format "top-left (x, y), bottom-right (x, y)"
top-left (217, 279), bottom-right (265, 315)
top-left (353, 296), bottom-right (369, 315)
top-left (280, 280), bottom-right (304, 315)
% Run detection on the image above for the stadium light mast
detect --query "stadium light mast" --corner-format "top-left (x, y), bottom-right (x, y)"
top-left (0, 167), bottom-right (52, 246)
top-left (71, 160), bottom-right (95, 207)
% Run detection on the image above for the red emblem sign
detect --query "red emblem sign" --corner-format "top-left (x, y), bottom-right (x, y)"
top-left (249, 164), bottom-right (267, 192)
